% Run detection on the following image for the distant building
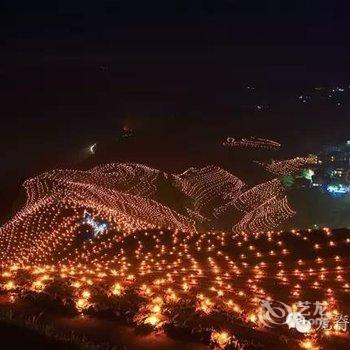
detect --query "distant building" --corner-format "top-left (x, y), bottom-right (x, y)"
top-left (315, 141), bottom-right (350, 194)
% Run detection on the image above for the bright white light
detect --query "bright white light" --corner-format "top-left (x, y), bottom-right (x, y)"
top-left (83, 210), bottom-right (108, 237)
top-left (327, 184), bottom-right (350, 194)
top-left (89, 143), bottom-right (97, 154)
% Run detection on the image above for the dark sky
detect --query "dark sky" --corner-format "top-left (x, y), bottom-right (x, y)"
top-left (0, 1), bottom-right (350, 217)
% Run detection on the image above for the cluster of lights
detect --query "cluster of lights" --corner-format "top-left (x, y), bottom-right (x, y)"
top-left (1, 163), bottom-right (349, 349)
top-left (0, 225), bottom-right (349, 349)
top-left (327, 183), bottom-right (350, 195)
top-left (174, 165), bottom-right (245, 215)
top-left (264, 156), bottom-right (318, 176)
top-left (0, 163), bottom-right (300, 268)
top-left (222, 137), bottom-right (281, 150)
top-left (83, 210), bottom-right (108, 238)
top-left (232, 196), bottom-right (295, 234)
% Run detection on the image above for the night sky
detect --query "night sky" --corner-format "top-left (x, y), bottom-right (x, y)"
top-left (1, 1), bottom-right (350, 220)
